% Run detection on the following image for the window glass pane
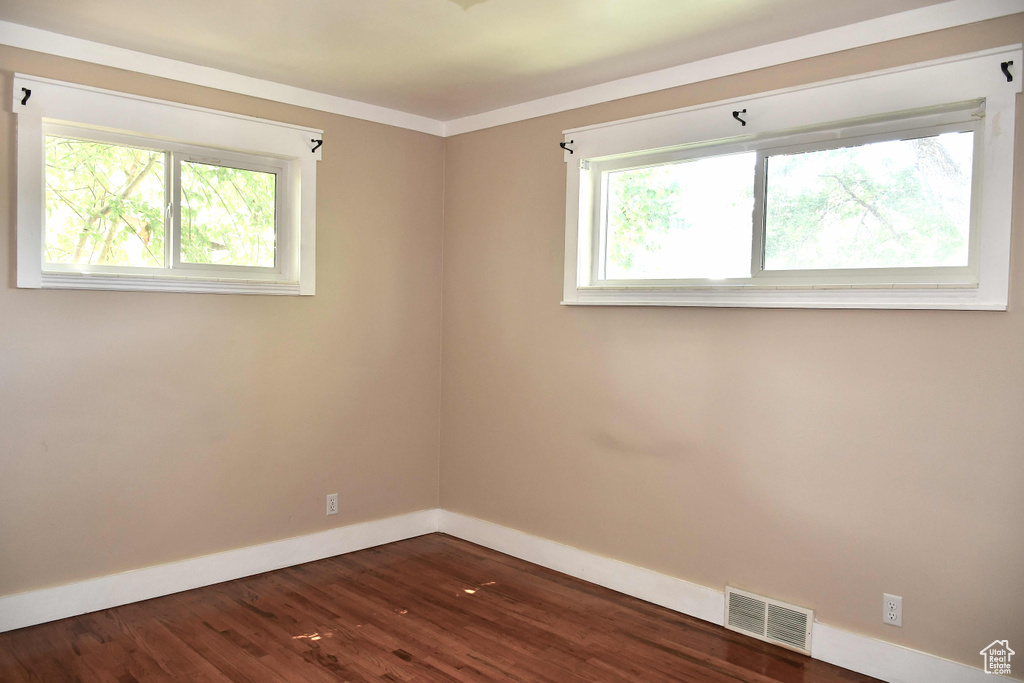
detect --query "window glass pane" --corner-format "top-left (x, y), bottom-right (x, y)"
top-left (764, 131), bottom-right (974, 270)
top-left (180, 161), bottom-right (276, 268)
top-left (44, 136), bottom-right (165, 267)
top-left (604, 152), bottom-right (756, 280)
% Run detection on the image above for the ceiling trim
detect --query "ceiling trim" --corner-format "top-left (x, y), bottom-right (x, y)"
top-left (0, 20), bottom-right (446, 136)
top-left (443, 0), bottom-right (1024, 136)
top-left (0, 0), bottom-right (1021, 139)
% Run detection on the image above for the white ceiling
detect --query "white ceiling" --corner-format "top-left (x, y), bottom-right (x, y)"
top-left (0, 0), bottom-right (956, 120)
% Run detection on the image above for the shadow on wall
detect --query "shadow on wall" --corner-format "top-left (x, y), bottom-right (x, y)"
top-left (446, 0), bottom-right (491, 9)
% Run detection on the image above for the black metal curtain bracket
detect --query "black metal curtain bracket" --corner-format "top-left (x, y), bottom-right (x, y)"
top-left (20, 88), bottom-right (31, 106)
top-left (560, 140), bottom-right (575, 154)
top-left (311, 139), bottom-right (323, 153)
top-left (1002, 61), bottom-right (1014, 82)
top-left (732, 109), bottom-right (747, 126)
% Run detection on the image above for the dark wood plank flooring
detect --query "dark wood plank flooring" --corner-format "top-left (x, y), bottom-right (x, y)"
top-left (0, 533), bottom-right (879, 682)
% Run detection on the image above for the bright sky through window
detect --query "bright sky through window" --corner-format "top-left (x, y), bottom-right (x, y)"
top-left (604, 153), bottom-right (756, 280)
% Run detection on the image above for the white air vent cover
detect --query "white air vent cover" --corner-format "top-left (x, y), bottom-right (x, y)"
top-left (725, 587), bottom-right (813, 654)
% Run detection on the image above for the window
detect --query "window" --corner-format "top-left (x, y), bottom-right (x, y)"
top-left (591, 117), bottom-right (980, 288)
top-left (762, 131), bottom-right (974, 272)
top-left (44, 130), bottom-right (284, 276)
top-left (15, 75), bottom-right (321, 295)
top-left (563, 47), bottom-right (1021, 309)
top-left (179, 160), bottom-right (277, 268)
top-left (603, 152), bottom-right (756, 281)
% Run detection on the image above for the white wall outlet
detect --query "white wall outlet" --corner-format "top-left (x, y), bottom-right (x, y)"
top-left (883, 593), bottom-right (902, 626)
top-left (326, 493), bottom-right (338, 516)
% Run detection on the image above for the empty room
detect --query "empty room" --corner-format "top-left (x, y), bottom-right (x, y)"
top-left (0, 0), bottom-right (1022, 681)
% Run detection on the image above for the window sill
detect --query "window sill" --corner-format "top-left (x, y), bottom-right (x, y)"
top-left (39, 272), bottom-right (301, 296)
top-left (561, 284), bottom-right (1002, 310)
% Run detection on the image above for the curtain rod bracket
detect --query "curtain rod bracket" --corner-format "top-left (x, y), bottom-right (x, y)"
top-left (732, 109), bottom-right (747, 126)
top-left (311, 139), bottom-right (323, 153)
top-left (20, 87), bottom-right (31, 105)
top-left (560, 140), bottom-right (575, 154)
top-left (1001, 61), bottom-right (1014, 82)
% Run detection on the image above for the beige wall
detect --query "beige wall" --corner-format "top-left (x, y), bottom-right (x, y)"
top-left (440, 15), bottom-right (1024, 669)
top-left (0, 46), bottom-right (444, 595)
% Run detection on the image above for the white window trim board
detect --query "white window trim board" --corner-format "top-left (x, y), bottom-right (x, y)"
top-left (13, 74), bottom-right (321, 295)
top-left (0, 1), bottom-right (1021, 137)
top-left (561, 46), bottom-right (1023, 310)
top-left (0, 509), bottom-right (996, 683)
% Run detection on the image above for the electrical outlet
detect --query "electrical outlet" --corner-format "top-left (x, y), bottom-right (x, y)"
top-left (883, 593), bottom-right (902, 626)
top-left (326, 493), bottom-right (338, 516)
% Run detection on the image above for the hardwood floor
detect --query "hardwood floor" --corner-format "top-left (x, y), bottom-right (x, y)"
top-left (0, 534), bottom-right (879, 682)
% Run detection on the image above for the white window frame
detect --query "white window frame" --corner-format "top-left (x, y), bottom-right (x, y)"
top-left (14, 74), bottom-right (322, 295)
top-left (562, 46), bottom-right (1022, 310)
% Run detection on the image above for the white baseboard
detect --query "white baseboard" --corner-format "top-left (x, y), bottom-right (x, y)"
top-left (0, 507), bottom-right (995, 683)
top-left (437, 511), bottom-right (993, 683)
top-left (436, 510), bottom-right (724, 624)
top-left (813, 622), bottom-right (994, 683)
top-left (0, 509), bottom-right (440, 633)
